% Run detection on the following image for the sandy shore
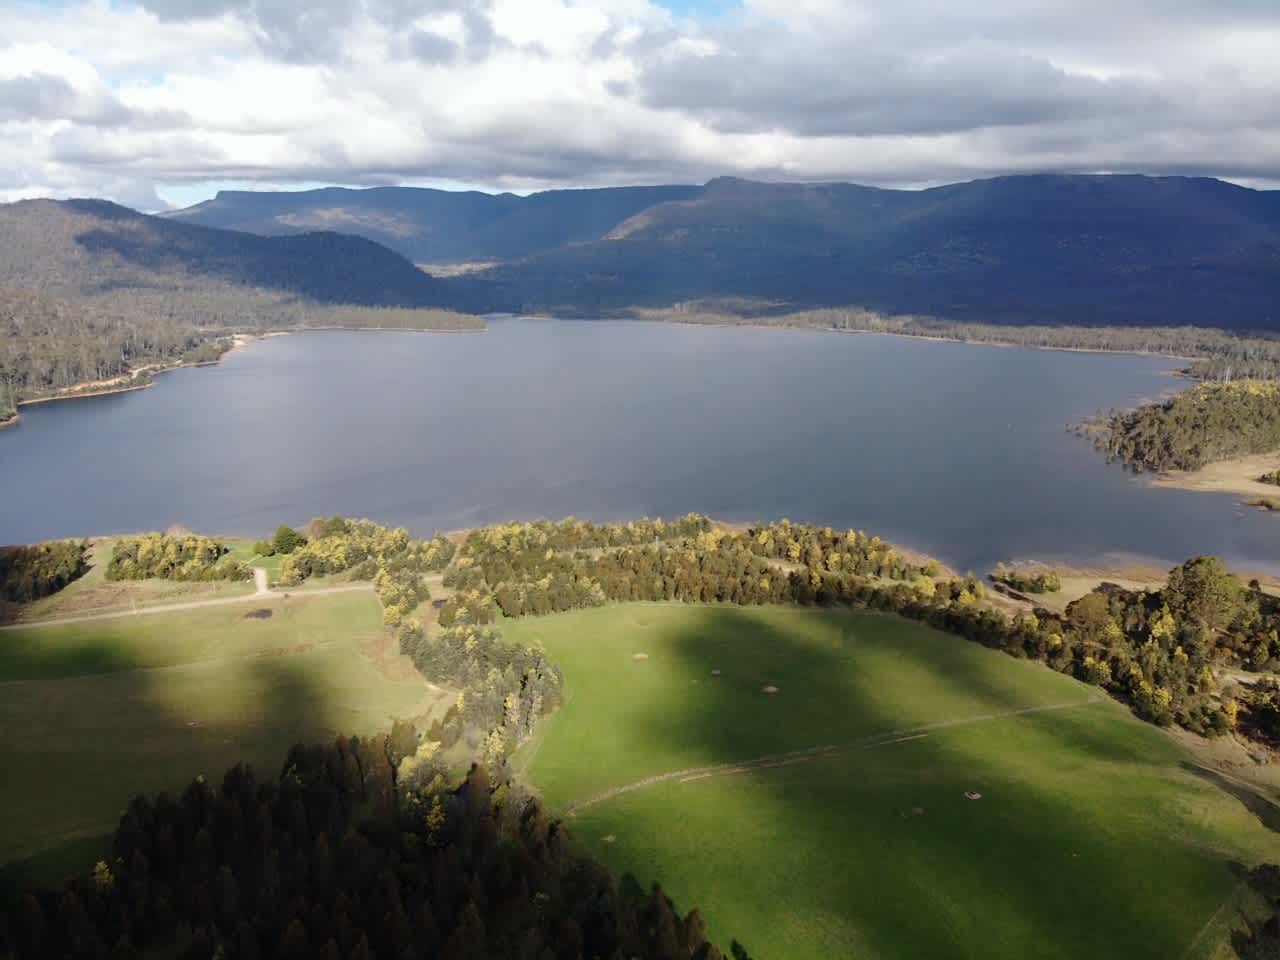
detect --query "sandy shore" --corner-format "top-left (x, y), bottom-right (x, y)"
top-left (1149, 452), bottom-right (1280, 504)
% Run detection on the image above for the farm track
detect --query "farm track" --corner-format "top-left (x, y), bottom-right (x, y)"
top-left (564, 695), bottom-right (1107, 815)
top-left (0, 580), bottom-right (374, 632)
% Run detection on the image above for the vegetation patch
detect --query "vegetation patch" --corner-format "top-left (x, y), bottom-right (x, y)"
top-left (0, 540), bottom-right (88, 603)
top-left (106, 533), bottom-right (249, 582)
top-left (1096, 380), bottom-right (1280, 473)
top-left (509, 604), bottom-right (1280, 960)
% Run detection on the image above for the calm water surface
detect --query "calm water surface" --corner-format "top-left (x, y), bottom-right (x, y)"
top-left (2, 320), bottom-right (1275, 574)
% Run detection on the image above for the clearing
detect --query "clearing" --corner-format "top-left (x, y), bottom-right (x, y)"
top-left (505, 603), bottom-right (1280, 960)
top-left (0, 590), bottom-right (451, 883)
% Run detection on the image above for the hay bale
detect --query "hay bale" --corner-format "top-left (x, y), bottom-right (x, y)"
top-left (633, 652), bottom-right (649, 661)
top-left (762, 685), bottom-right (779, 694)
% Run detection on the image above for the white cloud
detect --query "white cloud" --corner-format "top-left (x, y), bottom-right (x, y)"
top-left (0, 0), bottom-right (1276, 209)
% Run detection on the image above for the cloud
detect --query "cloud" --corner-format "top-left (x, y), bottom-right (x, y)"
top-left (0, 0), bottom-right (1277, 209)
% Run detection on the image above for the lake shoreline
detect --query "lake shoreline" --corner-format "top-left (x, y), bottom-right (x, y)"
top-left (11, 323), bottom-right (487, 414)
top-left (638, 314), bottom-right (1199, 366)
top-left (1149, 452), bottom-right (1280, 507)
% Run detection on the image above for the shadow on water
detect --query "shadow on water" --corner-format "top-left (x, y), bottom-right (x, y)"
top-left (0, 621), bottom-right (401, 908)
top-left (559, 604), bottom-right (1266, 960)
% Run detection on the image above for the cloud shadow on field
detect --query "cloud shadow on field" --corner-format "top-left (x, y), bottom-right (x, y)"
top-left (556, 603), bottom-right (1274, 960)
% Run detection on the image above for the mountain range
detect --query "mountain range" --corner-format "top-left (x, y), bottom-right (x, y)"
top-left (2, 174), bottom-right (1277, 332)
top-left (165, 174), bottom-right (1280, 328)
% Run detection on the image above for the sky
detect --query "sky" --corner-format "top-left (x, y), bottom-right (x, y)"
top-left (1, 0), bottom-right (1278, 210)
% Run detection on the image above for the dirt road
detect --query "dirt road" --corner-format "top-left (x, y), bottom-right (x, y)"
top-left (0, 577), bottom-right (374, 632)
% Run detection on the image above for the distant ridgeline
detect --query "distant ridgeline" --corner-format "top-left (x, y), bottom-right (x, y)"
top-left (1096, 380), bottom-right (1280, 473)
top-left (7, 514), bottom-right (1280, 956)
top-left (171, 175), bottom-right (1280, 331)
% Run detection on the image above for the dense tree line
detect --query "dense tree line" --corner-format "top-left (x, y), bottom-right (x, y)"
top-left (1096, 381), bottom-right (1280, 472)
top-left (107, 535), bottom-right (249, 583)
top-left (0, 540), bottom-right (88, 603)
top-left (634, 304), bottom-right (1280, 380)
top-left (0, 740), bottom-right (726, 960)
top-left (279, 519), bottom-right (455, 627)
top-left (990, 564), bottom-right (1062, 594)
top-left (0, 289), bottom-right (233, 420)
top-left (1234, 865), bottom-right (1280, 959)
top-left (418, 519), bottom-right (1280, 748)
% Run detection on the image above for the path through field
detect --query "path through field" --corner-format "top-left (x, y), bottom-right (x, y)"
top-left (565, 695), bottom-right (1106, 814)
top-left (0, 580), bottom-right (373, 632)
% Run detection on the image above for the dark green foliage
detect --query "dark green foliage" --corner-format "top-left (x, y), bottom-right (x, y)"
top-left (0, 199), bottom-right (480, 411)
top-left (169, 183), bottom-right (701, 264)
top-left (271, 526), bottom-right (306, 556)
top-left (251, 540), bottom-right (275, 557)
top-left (106, 534), bottom-right (249, 582)
top-left (1235, 680), bottom-right (1280, 744)
top-left (1097, 381), bottom-right (1280, 472)
top-left (0, 540), bottom-right (89, 603)
top-left (1235, 866), bottom-right (1280, 959)
top-left (991, 565), bottom-right (1062, 594)
top-left (280, 519), bottom-right (454, 585)
top-left (635, 305), bottom-right (1280, 382)
top-left (0, 288), bottom-right (233, 409)
top-left (428, 518), bottom-right (1279, 746)
top-left (0, 746), bottom-right (723, 960)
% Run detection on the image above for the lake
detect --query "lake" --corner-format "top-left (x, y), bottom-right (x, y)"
top-left (1, 319), bottom-right (1276, 574)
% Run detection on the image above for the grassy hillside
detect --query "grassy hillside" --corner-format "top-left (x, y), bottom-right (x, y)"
top-left (0, 590), bottom-right (449, 869)
top-left (509, 604), bottom-right (1280, 960)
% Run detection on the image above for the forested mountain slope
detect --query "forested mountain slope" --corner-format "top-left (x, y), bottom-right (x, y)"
top-left (168, 174), bottom-right (1280, 328)
top-left (167, 184), bottom-right (701, 264)
top-left (455, 175), bottom-right (1280, 327)
top-left (0, 199), bottom-right (449, 309)
top-left (0, 199), bottom-right (468, 420)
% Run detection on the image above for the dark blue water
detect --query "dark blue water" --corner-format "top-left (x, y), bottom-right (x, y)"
top-left (1, 320), bottom-right (1275, 574)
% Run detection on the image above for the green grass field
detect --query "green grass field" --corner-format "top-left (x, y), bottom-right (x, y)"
top-left (0, 591), bottom-right (449, 877)
top-left (505, 604), bottom-right (1280, 960)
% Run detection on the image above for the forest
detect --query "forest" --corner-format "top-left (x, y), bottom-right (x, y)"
top-left (1096, 380), bottom-right (1280, 472)
top-left (260, 516), bottom-right (1280, 757)
top-left (0, 198), bottom-right (481, 421)
top-left (0, 742), bottom-right (728, 960)
top-left (631, 303), bottom-right (1280, 380)
top-left (990, 565), bottom-right (1063, 594)
top-left (106, 534), bottom-right (250, 583)
top-left (0, 540), bottom-right (88, 603)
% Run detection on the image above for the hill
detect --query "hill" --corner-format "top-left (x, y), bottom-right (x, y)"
top-left (0, 198), bottom-right (450, 309)
top-left (0, 199), bottom-right (472, 420)
top-left (461, 175), bottom-right (1280, 326)
top-left (166, 183), bottom-right (701, 264)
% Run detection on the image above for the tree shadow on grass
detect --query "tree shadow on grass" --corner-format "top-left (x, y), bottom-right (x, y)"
top-left (0, 616), bottom-right (428, 909)
top-left (1182, 762), bottom-right (1280, 834)
top-left (550, 603), bottom-right (1268, 960)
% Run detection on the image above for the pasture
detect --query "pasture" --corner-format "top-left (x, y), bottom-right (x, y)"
top-left (505, 603), bottom-right (1280, 960)
top-left (0, 590), bottom-right (449, 877)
